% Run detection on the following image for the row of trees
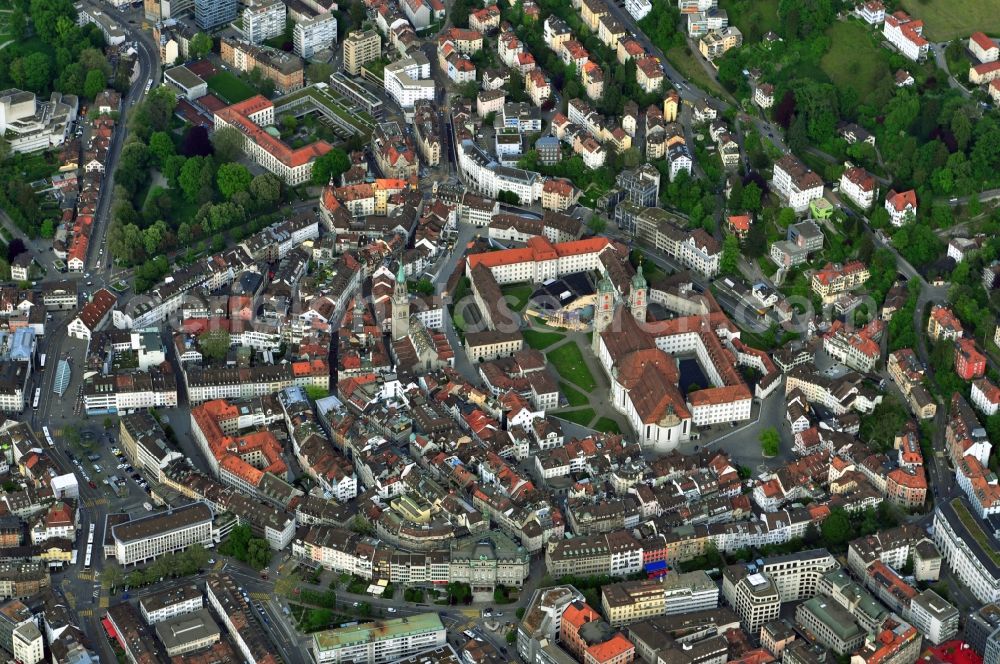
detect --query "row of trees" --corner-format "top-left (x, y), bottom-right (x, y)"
top-left (102, 544), bottom-right (211, 592)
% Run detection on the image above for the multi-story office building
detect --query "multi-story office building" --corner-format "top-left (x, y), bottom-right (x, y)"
top-left (311, 613), bottom-right (446, 663)
top-left (139, 585), bottom-right (203, 625)
top-left (155, 609), bottom-right (221, 657)
top-left (242, 0), bottom-right (285, 43)
top-left (344, 30), bottom-right (381, 75)
top-left (968, 604), bottom-right (1000, 659)
top-left (602, 572), bottom-right (718, 626)
top-left (111, 502), bottom-right (215, 566)
top-left (195, 0), bottom-right (237, 30)
top-left (908, 589), bottom-right (958, 644)
top-left (722, 566), bottom-right (781, 635)
top-left (294, 13), bottom-right (338, 59)
top-left (794, 597), bottom-right (865, 655)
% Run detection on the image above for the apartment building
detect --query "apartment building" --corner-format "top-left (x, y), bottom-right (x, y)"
top-left (384, 54), bottom-right (435, 111)
top-left (927, 305), bottom-right (963, 342)
top-left (840, 166), bottom-right (878, 210)
top-left (972, 378), bottom-right (1000, 416)
top-left (344, 30), bottom-right (381, 75)
top-left (294, 13), bottom-right (338, 58)
top-left (311, 613), bottom-right (446, 663)
top-left (139, 584), bottom-right (203, 624)
top-left (214, 96), bottom-right (331, 184)
top-left (772, 154), bottom-right (824, 213)
top-left (933, 498), bottom-right (1000, 603)
top-left (242, 0), bottom-right (285, 43)
top-left (220, 38), bottom-right (305, 94)
top-left (111, 502), bottom-right (214, 567)
top-left (545, 531), bottom-right (644, 578)
top-left (0, 600), bottom-right (42, 664)
top-left (119, 412), bottom-right (184, 482)
top-left (699, 26), bottom-right (742, 60)
top-left (67, 288), bottom-right (117, 340)
top-left (883, 11), bottom-right (928, 61)
top-left (82, 369), bottom-right (180, 415)
top-left (411, 100), bottom-right (441, 166)
top-left (811, 261), bottom-right (870, 301)
top-left (971, 32), bottom-right (999, 63)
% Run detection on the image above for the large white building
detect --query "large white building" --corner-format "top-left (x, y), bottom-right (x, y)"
top-left (457, 138), bottom-right (544, 204)
top-left (624, 0), bottom-right (651, 20)
top-left (839, 166), bottom-right (878, 210)
top-left (312, 613), bottom-right (446, 664)
top-left (242, 0), bottom-right (285, 43)
top-left (883, 11), bottom-right (928, 61)
top-left (933, 499), bottom-right (1000, 604)
top-left (213, 96), bottom-right (333, 185)
top-left (772, 154), bottom-right (825, 213)
top-left (908, 589), bottom-right (959, 645)
top-left (111, 502), bottom-right (215, 567)
top-left (294, 13), bottom-right (338, 58)
top-left (0, 89), bottom-right (77, 154)
top-left (885, 189), bottom-right (917, 226)
top-left (139, 585), bottom-right (204, 625)
top-left (384, 54), bottom-right (435, 111)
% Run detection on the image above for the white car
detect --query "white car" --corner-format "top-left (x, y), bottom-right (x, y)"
top-left (387, 607), bottom-right (397, 613)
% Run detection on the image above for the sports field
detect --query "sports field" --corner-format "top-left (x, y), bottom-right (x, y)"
top-left (900, 0), bottom-right (1000, 40)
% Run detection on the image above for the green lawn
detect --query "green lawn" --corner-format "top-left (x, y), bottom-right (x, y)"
top-left (502, 283), bottom-right (534, 311)
top-left (523, 328), bottom-right (565, 350)
top-left (593, 418), bottom-right (622, 434)
top-left (721, 0), bottom-right (780, 40)
top-left (554, 408), bottom-right (596, 427)
top-left (666, 45), bottom-right (728, 98)
top-left (820, 21), bottom-right (893, 103)
top-left (561, 382), bottom-right (589, 408)
top-left (548, 343), bottom-right (597, 391)
top-left (900, 0), bottom-right (1000, 40)
top-left (207, 72), bottom-right (257, 104)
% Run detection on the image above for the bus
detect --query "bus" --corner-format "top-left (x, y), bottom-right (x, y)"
top-left (32, 388), bottom-right (40, 410)
top-left (39, 354), bottom-right (45, 370)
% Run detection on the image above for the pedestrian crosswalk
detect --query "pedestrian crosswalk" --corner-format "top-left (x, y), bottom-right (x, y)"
top-left (78, 609), bottom-right (93, 617)
top-left (99, 596), bottom-right (109, 609)
top-left (77, 571), bottom-right (94, 581)
top-left (250, 592), bottom-right (270, 601)
top-left (84, 497), bottom-right (109, 508)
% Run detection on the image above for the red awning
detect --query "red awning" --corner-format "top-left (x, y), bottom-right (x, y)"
top-left (101, 617), bottom-right (116, 639)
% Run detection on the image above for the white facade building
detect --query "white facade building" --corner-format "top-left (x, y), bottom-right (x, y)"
top-left (243, 0), bottom-right (285, 43)
top-left (111, 502), bottom-right (215, 567)
top-left (384, 55), bottom-right (435, 111)
top-left (883, 12), bottom-right (929, 61)
top-left (932, 500), bottom-right (1000, 604)
top-left (294, 13), bottom-right (338, 59)
top-left (772, 154), bottom-right (824, 213)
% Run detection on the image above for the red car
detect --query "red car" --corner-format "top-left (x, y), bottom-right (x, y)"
top-left (88, 481), bottom-right (97, 489)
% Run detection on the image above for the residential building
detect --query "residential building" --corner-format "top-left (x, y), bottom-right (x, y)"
top-left (970, 61), bottom-right (1000, 85)
top-left (857, 0), bottom-right (885, 24)
top-left (956, 338), bottom-right (987, 381)
top-left (927, 305), bottom-right (963, 342)
top-left (344, 30), bottom-right (381, 75)
top-left (206, 573), bottom-right (280, 664)
top-left (971, 32), bottom-right (999, 63)
top-left (601, 572), bottom-right (718, 626)
top-left (972, 378), bottom-right (1000, 416)
top-left (67, 289), bottom-right (117, 341)
top-left (839, 166), bottom-right (878, 210)
top-left (294, 13), bottom-right (338, 59)
top-left (884, 189), bottom-right (917, 226)
top-left (384, 54), bottom-right (435, 111)
top-left (883, 11), bottom-right (928, 61)
top-left (754, 83), bottom-right (775, 109)
top-left (220, 38), bottom-right (305, 94)
top-left (687, 8), bottom-right (728, 37)
top-left (0, 600), bottom-right (42, 664)
top-left (311, 613), bottom-right (446, 663)
top-left (110, 502), bottom-right (215, 567)
top-left (242, 0), bottom-right (285, 43)
top-left (772, 154), bottom-right (824, 213)
top-left (699, 26), bottom-right (742, 60)
top-left (811, 262), bottom-right (870, 302)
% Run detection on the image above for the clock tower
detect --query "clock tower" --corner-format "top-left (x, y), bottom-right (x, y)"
top-left (592, 272), bottom-right (615, 356)
top-left (391, 263), bottom-right (409, 341)
top-left (629, 263), bottom-right (648, 323)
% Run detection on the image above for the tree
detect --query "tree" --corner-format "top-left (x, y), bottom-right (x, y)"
top-left (102, 563), bottom-right (125, 592)
top-left (6, 239), bottom-right (26, 263)
top-left (103, 416), bottom-right (115, 430)
top-left (721, 235), bottom-right (739, 274)
top-left (7, 8), bottom-right (26, 41)
top-left (198, 329), bottom-right (231, 360)
top-left (249, 173), bottom-right (282, 207)
top-left (189, 32), bottom-right (213, 59)
top-left (451, 0), bottom-right (471, 27)
top-left (11, 53), bottom-right (52, 94)
top-left (148, 131), bottom-right (175, 167)
top-left (741, 182), bottom-right (762, 213)
top-left (83, 68), bottom-right (106, 99)
top-left (760, 427), bottom-right (780, 457)
top-left (182, 125), bottom-right (214, 157)
top-left (116, 142), bottom-right (152, 196)
top-left (820, 508), bottom-right (852, 548)
top-left (310, 148), bottom-right (351, 185)
top-left (40, 219), bottom-right (55, 238)
top-left (210, 126), bottom-right (244, 162)
top-left (216, 163), bottom-right (252, 200)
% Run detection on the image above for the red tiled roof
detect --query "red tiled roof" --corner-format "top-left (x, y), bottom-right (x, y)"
top-left (215, 95), bottom-right (332, 169)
